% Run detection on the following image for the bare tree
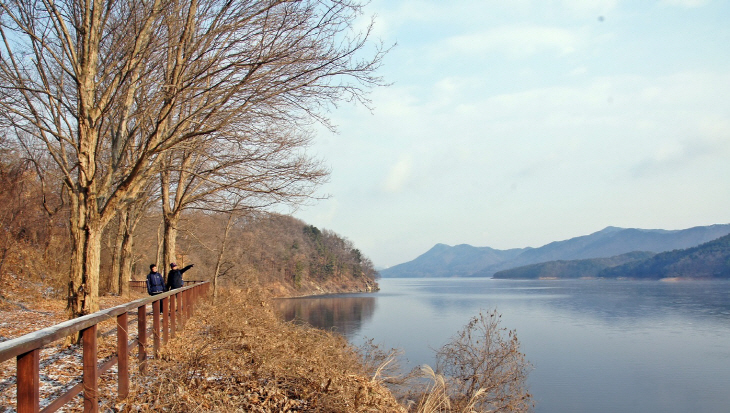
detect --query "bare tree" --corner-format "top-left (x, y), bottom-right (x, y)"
top-left (119, 191), bottom-right (159, 296)
top-left (0, 136), bottom-right (68, 297)
top-left (108, 213), bottom-right (126, 294)
top-left (210, 198), bottom-right (243, 303)
top-left (159, 125), bottom-right (328, 274)
top-left (1, 0), bottom-right (176, 319)
top-left (0, 157), bottom-right (37, 293)
top-left (152, 0), bottom-right (384, 272)
top-left (1, 0), bottom-right (386, 319)
top-left (109, 184), bottom-right (159, 296)
top-left (434, 310), bottom-right (533, 413)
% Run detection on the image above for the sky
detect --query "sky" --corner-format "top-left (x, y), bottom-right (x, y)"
top-left (292, 0), bottom-right (730, 269)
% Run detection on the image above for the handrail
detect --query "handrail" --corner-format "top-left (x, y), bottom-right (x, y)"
top-left (0, 283), bottom-right (199, 362)
top-left (128, 279), bottom-right (205, 294)
top-left (0, 281), bottom-right (210, 413)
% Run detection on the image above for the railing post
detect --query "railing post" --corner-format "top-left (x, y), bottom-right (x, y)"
top-left (161, 297), bottom-right (169, 345)
top-left (185, 289), bottom-right (189, 317)
top-left (185, 287), bottom-right (196, 318)
top-left (117, 312), bottom-right (129, 400)
top-left (178, 292), bottom-right (184, 329)
top-left (184, 289), bottom-right (189, 323)
top-left (182, 290), bottom-right (187, 322)
top-left (1, 282), bottom-right (208, 413)
top-left (153, 300), bottom-right (161, 358)
top-left (137, 305), bottom-right (146, 373)
top-left (178, 291), bottom-right (186, 329)
top-left (82, 325), bottom-right (99, 413)
top-left (17, 349), bottom-right (40, 413)
top-left (170, 294), bottom-right (176, 338)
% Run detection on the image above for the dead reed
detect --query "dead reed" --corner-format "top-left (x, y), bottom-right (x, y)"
top-left (129, 287), bottom-right (405, 412)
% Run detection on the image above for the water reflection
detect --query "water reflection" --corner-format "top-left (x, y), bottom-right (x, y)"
top-left (272, 279), bottom-right (730, 413)
top-left (273, 280), bottom-right (730, 336)
top-left (273, 294), bottom-right (376, 339)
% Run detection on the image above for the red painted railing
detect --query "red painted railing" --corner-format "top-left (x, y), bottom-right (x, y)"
top-left (0, 282), bottom-right (210, 413)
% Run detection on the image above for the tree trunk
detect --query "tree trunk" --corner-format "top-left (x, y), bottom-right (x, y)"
top-left (119, 235), bottom-right (133, 296)
top-left (212, 251), bottom-right (221, 304)
top-left (109, 212), bottom-right (126, 295)
top-left (67, 0), bottom-right (104, 323)
top-left (162, 212), bottom-right (180, 280)
top-left (119, 217), bottom-right (133, 297)
top-left (213, 212), bottom-right (235, 303)
top-left (68, 190), bottom-right (102, 321)
top-left (156, 219), bottom-right (164, 273)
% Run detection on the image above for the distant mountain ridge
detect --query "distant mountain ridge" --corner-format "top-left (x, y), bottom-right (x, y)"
top-left (497, 232), bottom-right (730, 280)
top-left (379, 224), bottom-right (730, 278)
top-left (471, 224), bottom-right (730, 277)
top-left (598, 233), bottom-right (730, 279)
top-left (379, 243), bottom-right (529, 278)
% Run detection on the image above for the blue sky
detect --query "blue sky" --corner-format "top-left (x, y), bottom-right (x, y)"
top-left (294, 0), bottom-right (730, 268)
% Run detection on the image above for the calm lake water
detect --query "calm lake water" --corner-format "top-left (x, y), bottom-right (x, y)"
top-left (274, 278), bottom-right (730, 413)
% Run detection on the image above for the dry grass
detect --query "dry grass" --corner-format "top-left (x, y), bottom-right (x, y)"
top-left (404, 365), bottom-right (499, 413)
top-left (129, 288), bottom-right (406, 412)
top-left (395, 310), bottom-right (533, 413)
top-left (2, 273), bottom-right (532, 412)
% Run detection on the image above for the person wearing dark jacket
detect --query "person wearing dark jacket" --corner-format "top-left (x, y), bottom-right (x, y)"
top-left (166, 262), bottom-right (194, 290)
top-left (146, 264), bottom-right (165, 295)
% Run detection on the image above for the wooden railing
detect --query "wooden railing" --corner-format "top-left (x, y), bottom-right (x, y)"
top-left (0, 281), bottom-right (210, 413)
top-left (128, 279), bottom-right (206, 294)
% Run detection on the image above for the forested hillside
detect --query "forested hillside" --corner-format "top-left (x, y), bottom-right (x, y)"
top-left (0, 153), bottom-right (378, 300)
top-left (472, 225), bottom-right (730, 277)
top-left (492, 251), bottom-right (656, 280)
top-left (598, 233), bottom-right (730, 279)
top-left (495, 233), bottom-right (730, 280)
top-left (168, 212), bottom-right (380, 296)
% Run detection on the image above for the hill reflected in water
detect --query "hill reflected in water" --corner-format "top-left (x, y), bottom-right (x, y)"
top-left (272, 279), bottom-right (730, 413)
top-left (273, 295), bottom-right (376, 339)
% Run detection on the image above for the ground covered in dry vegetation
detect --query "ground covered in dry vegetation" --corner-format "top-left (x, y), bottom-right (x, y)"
top-left (0, 277), bottom-right (532, 413)
top-left (1, 276), bottom-right (533, 412)
top-left (0, 274), bottom-right (404, 412)
top-left (132, 288), bottom-right (405, 412)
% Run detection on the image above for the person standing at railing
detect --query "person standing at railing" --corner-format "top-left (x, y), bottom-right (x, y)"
top-left (146, 264), bottom-right (165, 295)
top-left (166, 262), bottom-right (194, 291)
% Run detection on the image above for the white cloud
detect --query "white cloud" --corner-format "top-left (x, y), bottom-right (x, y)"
top-left (345, 70), bottom-right (727, 188)
top-left (560, 0), bottom-right (619, 16)
top-left (361, 0), bottom-right (449, 38)
top-left (570, 66), bottom-right (589, 76)
top-left (660, 0), bottom-right (710, 7)
top-left (631, 140), bottom-right (725, 179)
top-left (437, 25), bottom-right (584, 59)
top-left (301, 198), bottom-right (341, 227)
top-left (362, 70), bottom-right (730, 205)
top-left (298, 1), bottom-right (730, 267)
top-left (383, 154), bottom-right (414, 193)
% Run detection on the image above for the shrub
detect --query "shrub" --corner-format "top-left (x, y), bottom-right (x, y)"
top-left (429, 310), bottom-right (533, 413)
